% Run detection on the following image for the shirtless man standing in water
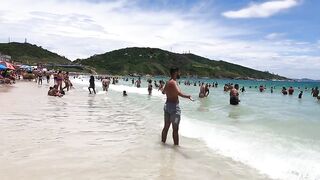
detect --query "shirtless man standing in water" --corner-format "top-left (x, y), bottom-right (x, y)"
top-left (161, 68), bottom-right (193, 145)
top-left (199, 83), bottom-right (205, 98)
top-left (230, 84), bottom-right (240, 105)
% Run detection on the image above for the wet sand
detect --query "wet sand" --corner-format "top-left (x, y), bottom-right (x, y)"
top-left (0, 81), bottom-right (269, 180)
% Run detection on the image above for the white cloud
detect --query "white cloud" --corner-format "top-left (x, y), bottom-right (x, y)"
top-left (265, 33), bottom-right (286, 40)
top-left (222, 0), bottom-right (299, 19)
top-left (0, 0), bottom-right (319, 79)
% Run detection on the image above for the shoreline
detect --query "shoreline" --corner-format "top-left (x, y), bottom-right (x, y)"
top-left (0, 81), bottom-right (270, 180)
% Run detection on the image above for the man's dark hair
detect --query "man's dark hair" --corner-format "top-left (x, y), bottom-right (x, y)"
top-left (170, 67), bottom-right (179, 76)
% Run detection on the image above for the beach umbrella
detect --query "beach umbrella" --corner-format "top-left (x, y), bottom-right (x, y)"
top-left (0, 64), bottom-right (7, 70)
top-left (0, 61), bottom-right (15, 70)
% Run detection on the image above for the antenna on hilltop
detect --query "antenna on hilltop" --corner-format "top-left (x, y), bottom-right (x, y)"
top-left (24, 38), bottom-right (27, 43)
top-left (8, 37), bottom-right (10, 43)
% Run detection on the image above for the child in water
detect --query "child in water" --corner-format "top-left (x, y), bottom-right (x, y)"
top-left (298, 91), bottom-right (303, 99)
top-left (123, 91), bottom-right (128, 96)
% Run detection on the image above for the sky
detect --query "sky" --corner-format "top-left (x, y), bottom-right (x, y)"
top-left (0, 0), bottom-right (319, 79)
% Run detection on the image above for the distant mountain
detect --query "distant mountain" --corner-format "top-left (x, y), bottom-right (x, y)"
top-left (0, 43), bottom-right (288, 79)
top-left (294, 78), bottom-right (320, 82)
top-left (0, 42), bottom-right (71, 65)
top-left (75, 47), bottom-right (287, 80)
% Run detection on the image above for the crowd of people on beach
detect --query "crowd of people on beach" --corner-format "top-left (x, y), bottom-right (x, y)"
top-left (0, 70), bottom-right (16, 84)
top-left (3, 66), bottom-right (320, 147)
top-left (43, 69), bottom-right (320, 148)
top-left (15, 67), bottom-right (319, 147)
top-left (81, 68), bottom-right (320, 147)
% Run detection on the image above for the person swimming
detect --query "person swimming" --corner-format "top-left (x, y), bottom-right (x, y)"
top-left (123, 90), bottom-right (127, 96)
top-left (259, 85), bottom-right (264, 92)
top-left (230, 84), bottom-right (240, 105)
top-left (282, 87), bottom-right (288, 95)
top-left (288, 87), bottom-right (294, 95)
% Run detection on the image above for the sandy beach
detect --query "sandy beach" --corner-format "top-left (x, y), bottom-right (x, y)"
top-left (0, 81), bottom-right (269, 180)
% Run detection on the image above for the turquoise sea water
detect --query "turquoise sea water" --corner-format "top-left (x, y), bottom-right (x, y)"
top-left (73, 77), bottom-right (320, 180)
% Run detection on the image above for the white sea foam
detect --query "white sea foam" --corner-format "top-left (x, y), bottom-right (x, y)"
top-left (180, 116), bottom-right (320, 180)
top-left (75, 78), bottom-right (164, 97)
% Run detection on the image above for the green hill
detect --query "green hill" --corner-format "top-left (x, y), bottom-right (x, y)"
top-left (0, 43), bottom-right (287, 79)
top-left (0, 42), bottom-right (71, 65)
top-left (75, 47), bottom-right (287, 80)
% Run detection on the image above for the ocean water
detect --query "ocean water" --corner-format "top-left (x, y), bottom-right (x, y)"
top-left (74, 77), bottom-right (320, 180)
top-left (0, 81), bottom-right (268, 180)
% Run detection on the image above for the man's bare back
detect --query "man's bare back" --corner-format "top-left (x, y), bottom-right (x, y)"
top-left (163, 79), bottom-right (180, 103)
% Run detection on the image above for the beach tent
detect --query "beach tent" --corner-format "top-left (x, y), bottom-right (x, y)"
top-left (0, 61), bottom-right (15, 70)
top-left (0, 64), bottom-right (7, 70)
top-left (20, 65), bottom-right (32, 69)
top-left (20, 65), bottom-right (33, 72)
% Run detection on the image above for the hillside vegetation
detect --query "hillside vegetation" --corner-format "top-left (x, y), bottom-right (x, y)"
top-left (0, 43), bottom-right (287, 79)
top-left (75, 47), bottom-right (286, 80)
top-left (0, 42), bottom-right (71, 65)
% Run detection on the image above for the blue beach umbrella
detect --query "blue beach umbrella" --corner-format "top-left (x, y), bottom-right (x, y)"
top-left (0, 64), bottom-right (7, 70)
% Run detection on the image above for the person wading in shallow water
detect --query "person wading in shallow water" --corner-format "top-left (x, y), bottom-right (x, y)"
top-left (147, 79), bottom-right (153, 95)
top-left (199, 83), bottom-right (205, 98)
top-left (88, 75), bottom-right (96, 94)
top-left (161, 68), bottom-right (193, 146)
top-left (230, 84), bottom-right (240, 105)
